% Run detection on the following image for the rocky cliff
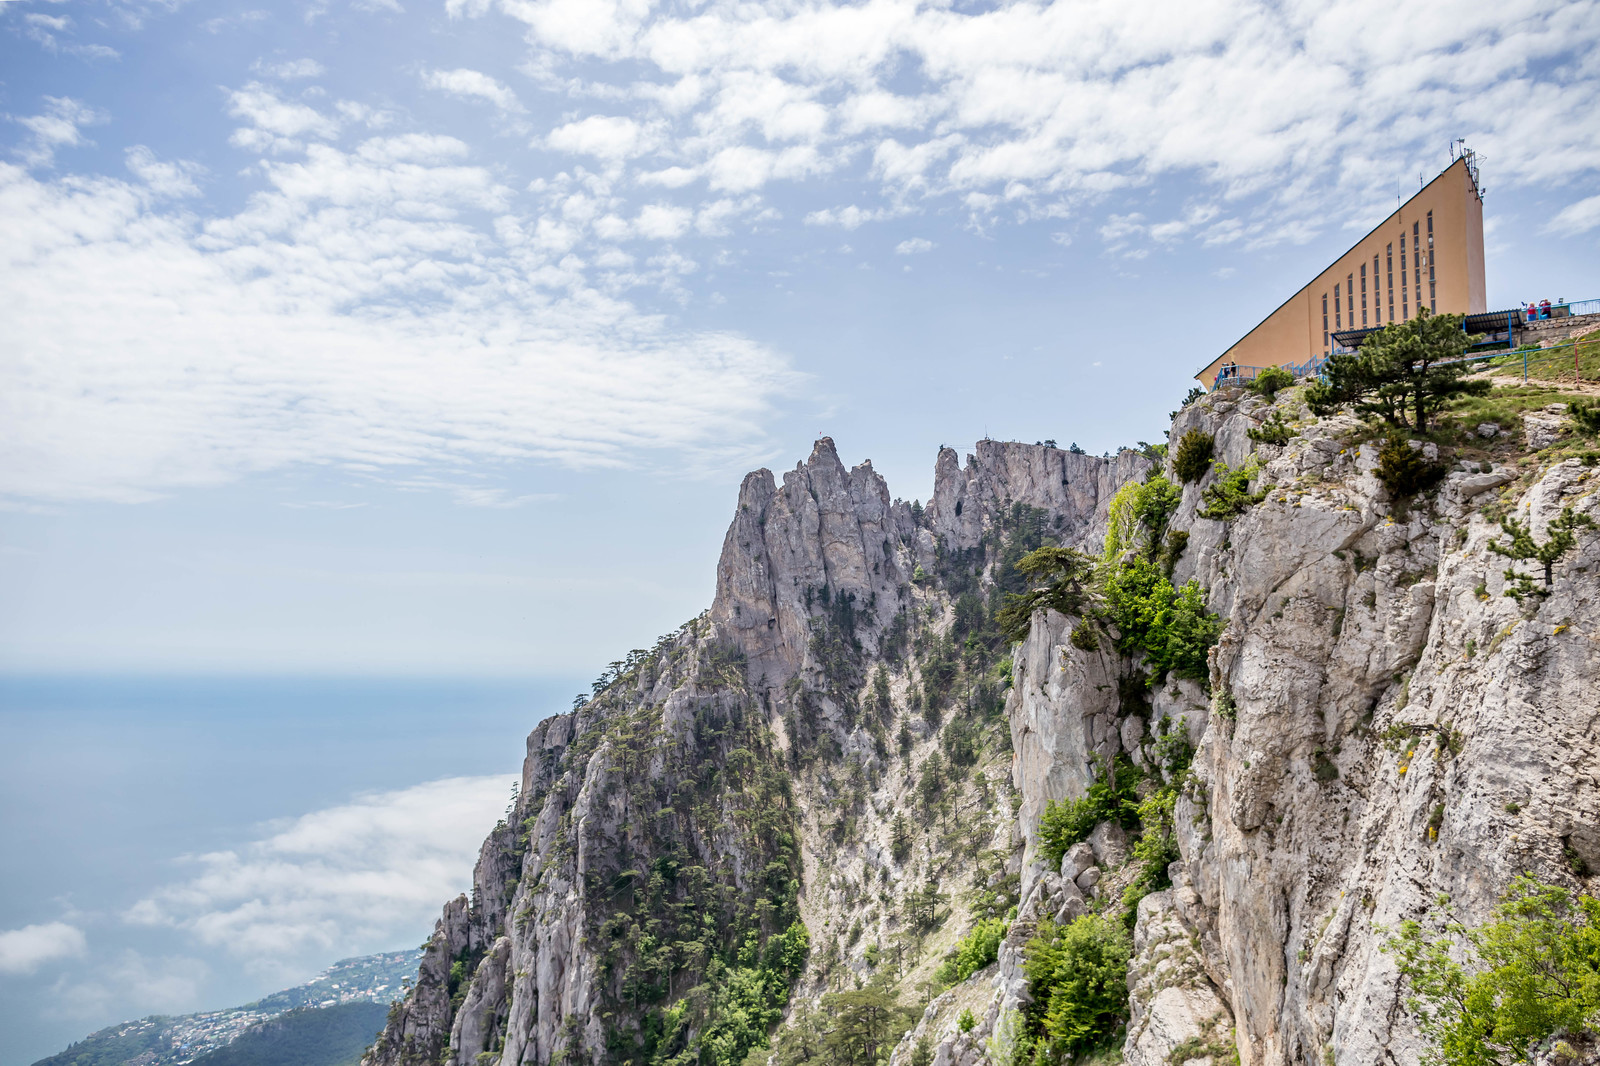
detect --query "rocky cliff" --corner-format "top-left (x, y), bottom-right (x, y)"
top-left (367, 390), bottom-right (1599, 1066)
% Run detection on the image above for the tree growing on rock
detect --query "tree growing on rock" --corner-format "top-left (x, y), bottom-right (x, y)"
top-left (1383, 875), bottom-right (1600, 1066)
top-left (1489, 506), bottom-right (1596, 601)
top-left (1306, 307), bottom-right (1488, 430)
top-left (996, 547), bottom-right (1098, 643)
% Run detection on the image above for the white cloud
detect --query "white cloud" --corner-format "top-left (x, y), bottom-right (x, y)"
top-left (125, 776), bottom-right (510, 960)
top-left (421, 68), bottom-right (525, 113)
top-left (545, 114), bottom-right (652, 161)
top-left (12, 97), bottom-right (104, 167)
top-left (1548, 193), bottom-right (1600, 234)
top-left (125, 146), bottom-right (204, 198)
top-left (47, 952), bottom-right (209, 1020)
top-left (227, 83), bottom-right (341, 152)
top-left (637, 165), bottom-right (697, 188)
top-left (442, 0), bottom-right (1600, 243)
top-left (894, 237), bottom-right (934, 254)
top-left (805, 204), bottom-right (888, 230)
top-left (0, 110), bottom-right (800, 505)
top-left (635, 202), bottom-right (691, 240)
top-left (18, 12), bottom-right (119, 58)
top-left (0, 922), bottom-right (87, 975)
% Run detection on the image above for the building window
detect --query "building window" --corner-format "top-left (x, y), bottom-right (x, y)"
top-left (1322, 293), bottom-right (1328, 349)
top-left (1361, 263), bottom-right (1368, 326)
top-left (1386, 244), bottom-right (1394, 322)
top-left (1427, 210), bottom-right (1436, 310)
top-left (1413, 221), bottom-right (1421, 311)
top-left (1374, 255), bottom-right (1382, 321)
top-left (1401, 234), bottom-right (1409, 318)
top-left (1347, 276), bottom-right (1354, 332)
top-left (1334, 281), bottom-right (1342, 329)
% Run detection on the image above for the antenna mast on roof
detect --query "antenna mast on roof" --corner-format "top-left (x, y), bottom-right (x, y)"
top-left (1452, 138), bottom-right (1483, 196)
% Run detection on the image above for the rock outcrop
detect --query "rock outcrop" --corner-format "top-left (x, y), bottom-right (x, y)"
top-left (369, 395), bottom-right (1600, 1066)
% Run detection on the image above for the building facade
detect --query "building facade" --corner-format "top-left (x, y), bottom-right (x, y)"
top-left (1196, 155), bottom-right (1486, 387)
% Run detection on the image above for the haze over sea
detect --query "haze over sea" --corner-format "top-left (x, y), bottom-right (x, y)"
top-left (0, 675), bottom-right (579, 1066)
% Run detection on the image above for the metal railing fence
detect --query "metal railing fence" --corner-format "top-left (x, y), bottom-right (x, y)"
top-left (1209, 303), bottom-right (1599, 390)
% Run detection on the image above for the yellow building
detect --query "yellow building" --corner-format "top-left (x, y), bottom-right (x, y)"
top-left (1196, 155), bottom-right (1486, 387)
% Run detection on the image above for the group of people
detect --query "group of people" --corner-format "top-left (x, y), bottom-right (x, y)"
top-left (1524, 299), bottom-right (1561, 321)
top-left (1215, 360), bottom-right (1243, 382)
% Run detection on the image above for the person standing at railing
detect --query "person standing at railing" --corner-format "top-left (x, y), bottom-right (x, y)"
top-left (1540, 299), bottom-right (1552, 319)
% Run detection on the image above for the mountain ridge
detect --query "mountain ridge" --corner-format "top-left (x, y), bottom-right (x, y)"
top-left (365, 387), bottom-right (1600, 1066)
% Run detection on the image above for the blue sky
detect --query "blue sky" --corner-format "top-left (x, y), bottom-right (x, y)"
top-left (2, 0), bottom-right (1599, 1056)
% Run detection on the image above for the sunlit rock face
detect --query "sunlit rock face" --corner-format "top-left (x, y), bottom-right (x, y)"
top-left (368, 400), bottom-right (1600, 1066)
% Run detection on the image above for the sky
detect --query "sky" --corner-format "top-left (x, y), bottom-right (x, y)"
top-left (2, 0), bottom-right (1599, 1057)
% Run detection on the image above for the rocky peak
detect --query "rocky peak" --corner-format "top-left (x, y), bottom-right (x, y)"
top-left (926, 440), bottom-right (1150, 552)
top-left (712, 437), bottom-right (1150, 694)
top-left (710, 436), bottom-right (909, 691)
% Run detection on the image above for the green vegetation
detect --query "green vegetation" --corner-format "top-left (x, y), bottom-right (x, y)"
top-left (1172, 430), bottom-right (1215, 484)
top-left (1383, 876), bottom-right (1600, 1066)
top-left (29, 1022), bottom-right (172, 1066)
top-left (188, 1006), bottom-right (390, 1066)
top-left (1102, 560), bottom-right (1220, 684)
top-left (1036, 756), bottom-right (1140, 869)
top-left (1247, 411), bottom-right (1294, 445)
top-left (1019, 728), bottom-right (1197, 1064)
top-left (1489, 507), bottom-right (1596, 601)
top-left (996, 548), bottom-right (1097, 644)
top-left (1374, 433), bottom-right (1447, 498)
top-left (1247, 365), bottom-right (1295, 400)
top-left (1103, 475), bottom-right (1181, 562)
top-left (935, 917), bottom-right (1010, 985)
top-left (1119, 724), bottom-right (1193, 912)
top-left (1306, 308), bottom-right (1489, 431)
top-left (1015, 917), bottom-right (1133, 1063)
top-left (1196, 461), bottom-right (1269, 520)
top-left (772, 990), bottom-right (915, 1066)
top-left (1572, 400), bottom-right (1600, 436)
top-left (957, 1010), bottom-right (978, 1034)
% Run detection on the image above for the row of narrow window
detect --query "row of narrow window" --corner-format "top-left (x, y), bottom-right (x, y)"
top-left (1320, 211), bottom-right (1436, 349)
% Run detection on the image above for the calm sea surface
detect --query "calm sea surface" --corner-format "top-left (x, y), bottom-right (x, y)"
top-left (0, 674), bottom-right (579, 1066)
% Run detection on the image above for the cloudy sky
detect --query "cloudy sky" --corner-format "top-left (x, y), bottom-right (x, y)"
top-left (2, 0), bottom-right (1599, 1057)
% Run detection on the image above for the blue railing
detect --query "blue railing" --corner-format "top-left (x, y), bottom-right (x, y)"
top-left (1209, 299), bottom-right (1598, 390)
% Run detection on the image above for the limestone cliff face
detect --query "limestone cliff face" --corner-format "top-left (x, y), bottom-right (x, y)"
top-left (926, 441), bottom-right (1146, 554)
top-left (981, 390), bottom-right (1600, 1066)
top-left (710, 438), bottom-right (1139, 694)
top-left (368, 437), bottom-right (1140, 1066)
top-left (370, 405), bottom-right (1599, 1066)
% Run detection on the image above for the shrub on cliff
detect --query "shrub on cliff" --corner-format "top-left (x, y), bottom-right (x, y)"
top-left (1196, 460), bottom-right (1269, 520)
top-left (1573, 400), bottom-right (1600, 436)
top-left (1018, 916), bottom-right (1133, 1061)
top-left (1247, 364), bottom-right (1295, 400)
top-left (1374, 432), bottom-right (1448, 498)
top-left (1172, 429), bottom-right (1215, 483)
top-left (1489, 506), bottom-right (1596, 601)
top-left (1247, 411), bottom-right (1294, 445)
top-left (1384, 875), bottom-right (1600, 1066)
top-left (996, 547), bottom-right (1098, 643)
top-left (1102, 558), bottom-right (1220, 683)
top-left (935, 916), bottom-right (1010, 985)
top-left (1036, 755), bottom-right (1140, 868)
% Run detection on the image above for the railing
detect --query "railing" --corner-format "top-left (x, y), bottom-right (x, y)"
top-left (1208, 300), bottom-right (1598, 390)
top-left (1460, 337), bottom-right (1600, 385)
top-left (1515, 298), bottom-right (1599, 322)
top-left (1209, 351), bottom-right (1331, 390)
